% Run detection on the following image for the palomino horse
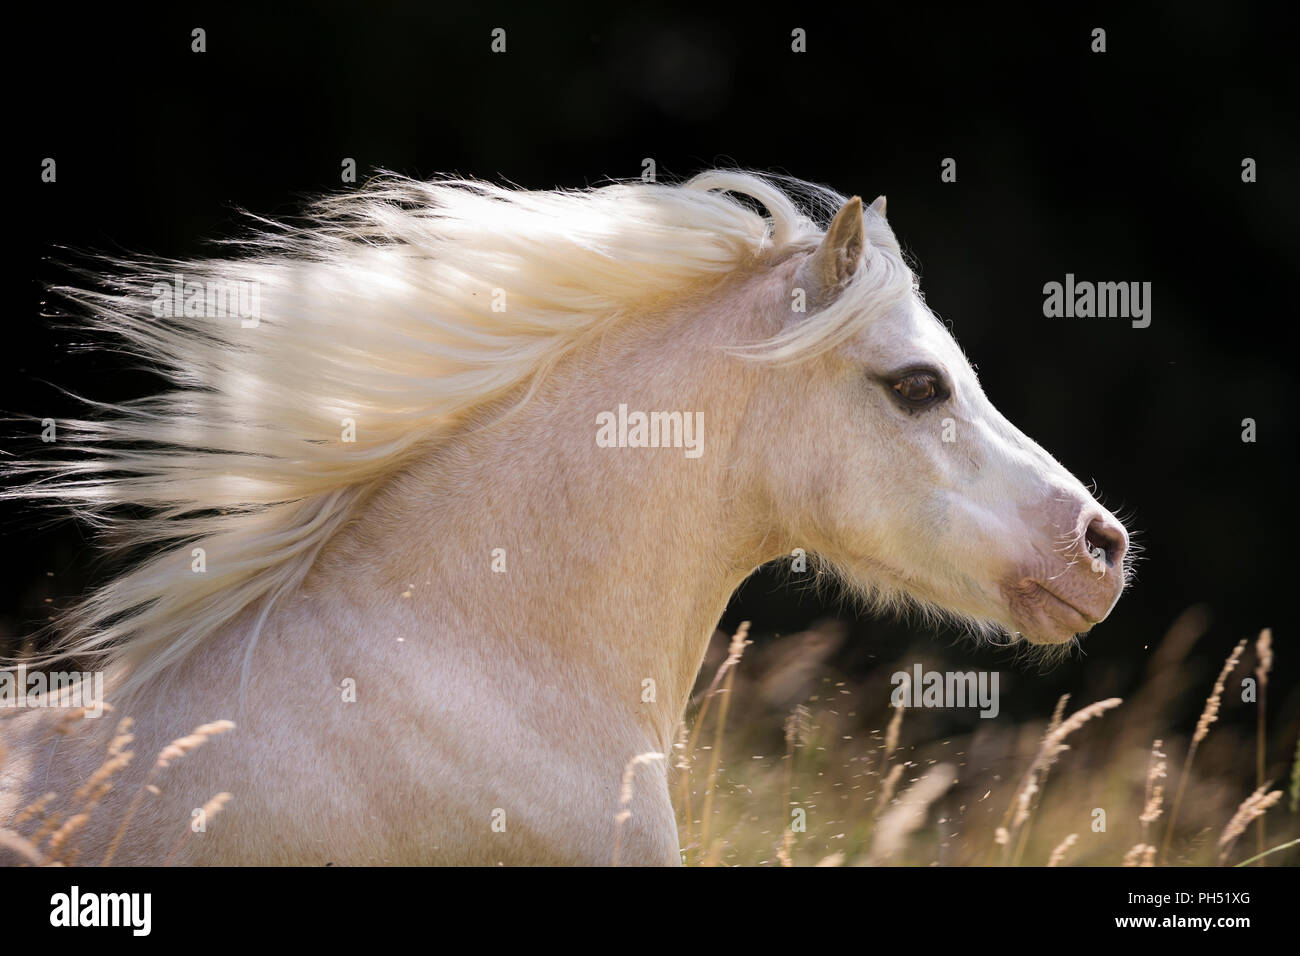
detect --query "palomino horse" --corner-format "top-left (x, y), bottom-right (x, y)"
top-left (0, 171), bottom-right (1129, 865)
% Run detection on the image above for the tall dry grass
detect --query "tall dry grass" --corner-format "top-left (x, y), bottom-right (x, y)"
top-left (675, 617), bottom-right (1298, 867)
top-left (0, 711), bottom-right (235, 866)
top-left (4, 614), bottom-right (1295, 867)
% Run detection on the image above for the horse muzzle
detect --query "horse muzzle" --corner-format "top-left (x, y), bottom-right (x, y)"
top-left (1003, 510), bottom-right (1129, 644)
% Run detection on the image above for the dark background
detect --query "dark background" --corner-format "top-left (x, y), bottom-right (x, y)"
top-left (7, 4), bottom-right (1297, 735)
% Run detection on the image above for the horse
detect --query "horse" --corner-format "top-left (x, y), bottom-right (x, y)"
top-left (0, 170), bottom-right (1130, 865)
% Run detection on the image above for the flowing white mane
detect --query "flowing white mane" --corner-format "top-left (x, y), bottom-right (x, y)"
top-left (7, 170), bottom-right (911, 694)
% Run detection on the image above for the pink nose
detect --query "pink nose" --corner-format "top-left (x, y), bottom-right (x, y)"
top-left (1084, 514), bottom-right (1128, 569)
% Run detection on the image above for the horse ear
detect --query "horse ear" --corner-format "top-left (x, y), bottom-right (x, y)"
top-left (869, 195), bottom-right (887, 218)
top-left (794, 196), bottom-right (865, 307)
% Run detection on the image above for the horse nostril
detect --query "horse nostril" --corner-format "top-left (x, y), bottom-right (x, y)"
top-left (1085, 516), bottom-right (1127, 568)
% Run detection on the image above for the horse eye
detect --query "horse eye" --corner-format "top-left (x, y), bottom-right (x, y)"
top-left (889, 370), bottom-right (945, 407)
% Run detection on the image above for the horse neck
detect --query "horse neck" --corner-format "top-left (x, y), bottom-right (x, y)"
top-left (301, 277), bottom-right (784, 749)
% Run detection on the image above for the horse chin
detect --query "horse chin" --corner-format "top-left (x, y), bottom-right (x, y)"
top-left (1020, 623), bottom-right (1088, 647)
top-left (1003, 580), bottom-right (1099, 645)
